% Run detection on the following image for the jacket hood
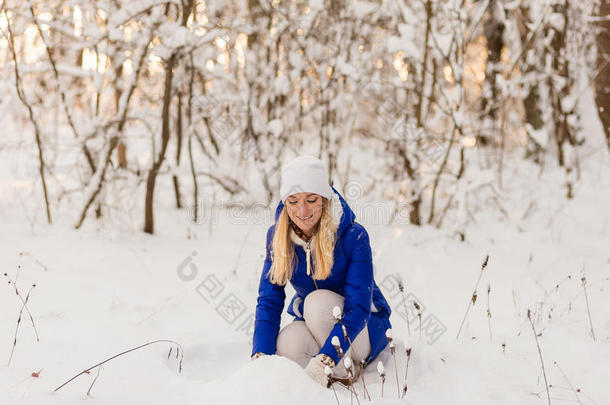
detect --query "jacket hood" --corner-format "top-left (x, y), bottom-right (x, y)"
top-left (273, 186), bottom-right (356, 237)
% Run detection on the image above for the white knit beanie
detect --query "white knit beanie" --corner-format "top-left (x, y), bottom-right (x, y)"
top-left (280, 155), bottom-right (332, 202)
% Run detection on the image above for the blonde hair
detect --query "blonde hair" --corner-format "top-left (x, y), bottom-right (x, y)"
top-left (268, 197), bottom-right (337, 285)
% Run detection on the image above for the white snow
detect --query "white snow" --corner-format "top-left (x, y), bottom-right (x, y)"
top-left (331, 336), bottom-right (341, 348)
top-left (1, 150), bottom-right (609, 404)
top-left (0, 102), bottom-right (609, 405)
top-left (266, 119), bottom-right (284, 138)
top-left (343, 356), bottom-right (352, 369)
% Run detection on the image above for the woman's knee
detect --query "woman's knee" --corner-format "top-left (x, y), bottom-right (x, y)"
top-left (303, 289), bottom-right (344, 321)
top-left (276, 321), bottom-right (319, 368)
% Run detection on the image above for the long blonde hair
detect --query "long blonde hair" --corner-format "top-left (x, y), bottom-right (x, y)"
top-left (268, 197), bottom-right (337, 285)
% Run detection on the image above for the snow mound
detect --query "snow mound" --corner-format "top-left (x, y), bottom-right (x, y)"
top-left (203, 355), bottom-right (337, 404)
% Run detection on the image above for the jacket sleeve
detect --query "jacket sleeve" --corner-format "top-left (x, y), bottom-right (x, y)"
top-left (318, 225), bottom-right (374, 364)
top-left (251, 225), bottom-right (286, 356)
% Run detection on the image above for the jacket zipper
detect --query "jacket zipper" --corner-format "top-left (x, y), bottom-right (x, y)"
top-left (305, 240), bottom-right (318, 290)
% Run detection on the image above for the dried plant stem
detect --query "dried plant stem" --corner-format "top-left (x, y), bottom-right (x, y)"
top-left (5, 266), bottom-right (40, 346)
top-left (487, 283), bottom-right (492, 342)
top-left (86, 366), bottom-right (102, 396)
top-left (581, 276), bottom-right (596, 341)
top-left (337, 319), bottom-right (367, 397)
top-left (456, 255), bottom-right (489, 339)
top-left (527, 310), bottom-right (551, 405)
top-left (359, 360), bottom-right (371, 401)
top-left (4, 2), bottom-right (51, 223)
top-left (8, 284), bottom-right (36, 366)
top-left (346, 366), bottom-right (361, 405)
top-left (330, 384), bottom-right (341, 405)
top-left (54, 339), bottom-right (183, 392)
top-left (13, 286), bottom-right (40, 342)
top-left (412, 301), bottom-right (423, 341)
top-left (402, 348), bottom-right (412, 398)
top-left (397, 280), bottom-right (411, 335)
top-left (20, 252), bottom-right (48, 272)
top-left (351, 385), bottom-right (360, 405)
top-left (391, 348), bottom-right (400, 398)
top-left (553, 362), bottom-right (584, 405)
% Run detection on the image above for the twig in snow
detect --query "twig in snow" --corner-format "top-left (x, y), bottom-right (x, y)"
top-left (377, 361), bottom-right (385, 398)
top-left (334, 305), bottom-right (368, 395)
top-left (344, 356), bottom-right (361, 405)
top-left (397, 278), bottom-right (411, 335)
top-left (86, 366), bottom-right (103, 396)
top-left (456, 255), bottom-right (489, 339)
top-left (359, 359), bottom-right (371, 401)
top-left (5, 267), bottom-right (40, 343)
top-left (527, 309), bottom-right (551, 405)
top-left (54, 339), bottom-right (184, 392)
top-left (413, 301), bottom-right (422, 341)
top-left (333, 306), bottom-right (355, 349)
top-left (553, 361), bottom-right (585, 405)
top-left (7, 273), bottom-right (37, 366)
top-left (580, 275), bottom-right (596, 341)
top-left (487, 282), bottom-right (492, 342)
top-left (19, 252), bottom-right (48, 272)
top-left (385, 329), bottom-right (400, 398)
top-left (402, 348), bottom-right (412, 398)
top-left (326, 366), bottom-right (341, 405)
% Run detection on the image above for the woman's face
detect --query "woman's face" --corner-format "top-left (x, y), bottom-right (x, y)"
top-left (285, 193), bottom-right (324, 237)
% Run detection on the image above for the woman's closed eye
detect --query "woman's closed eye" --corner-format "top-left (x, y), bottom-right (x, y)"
top-left (288, 198), bottom-right (318, 205)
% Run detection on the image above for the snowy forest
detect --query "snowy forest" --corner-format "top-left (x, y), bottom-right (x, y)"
top-left (0, 0), bottom-right (609, 404)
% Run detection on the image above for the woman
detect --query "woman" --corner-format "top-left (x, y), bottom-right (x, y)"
top-left (251, 155), bottom-right (392, 387)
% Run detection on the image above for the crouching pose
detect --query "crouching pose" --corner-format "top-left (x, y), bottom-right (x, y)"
top-left (251, 155), bottom-right (392, 387)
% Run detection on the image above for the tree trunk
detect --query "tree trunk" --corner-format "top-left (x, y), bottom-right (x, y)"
top-left (515, 5), bottom-right (546, 162)
top-left (144, 53), bottom-right (177, 234)
top-left (550, 1), bottom-right (572, 167)
top-left (595, 0), bottom-right (610, 149)
top-left (173, 92), bottom-right (184, 209)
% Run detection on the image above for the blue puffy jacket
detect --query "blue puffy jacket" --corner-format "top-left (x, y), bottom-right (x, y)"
top-left (252, 187), bottom-right (392, 365)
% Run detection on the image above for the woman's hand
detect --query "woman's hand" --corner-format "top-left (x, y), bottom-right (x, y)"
top-left (305, 354), bottom-right (335, 388)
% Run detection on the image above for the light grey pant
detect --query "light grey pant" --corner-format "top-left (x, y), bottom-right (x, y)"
top-left (276, 289), bottom-right (371, 375)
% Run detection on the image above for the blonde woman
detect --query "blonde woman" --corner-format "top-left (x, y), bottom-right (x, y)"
top-left (251, 155), bottom-right (392, 387)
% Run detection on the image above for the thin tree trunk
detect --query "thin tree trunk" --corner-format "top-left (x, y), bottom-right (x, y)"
top-left (144, 52), bottom-right (177, 234)
top-left (550, 0), bottom-right (572, 167)
top-left (5, 7), bottom-right (51, 223)
top-left (416, 0), bottom-right (432, 127)
top-left (173, 92), bottom-right (184, 209)
top-left (428, 126), bottom-right (457, 224)
top-left (187, 54), bottom-right (199, 223)
top-left (75, 137), bottom-right (118, 228)
top-left (482, 0), bottom-right (505, 171)
top-left (595, 0), bottom-right (610, 149)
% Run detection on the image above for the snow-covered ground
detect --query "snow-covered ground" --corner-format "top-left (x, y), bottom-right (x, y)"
top-left (1, 143), bottom-right (608, 405)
